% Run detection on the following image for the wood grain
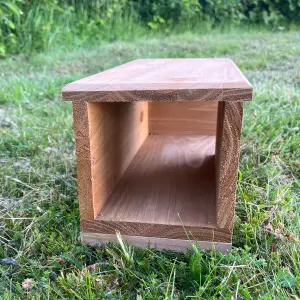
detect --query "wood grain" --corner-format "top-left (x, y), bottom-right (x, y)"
top-left (81, 232), bottom-right (232, 253)
top-left (216, 101), bottom-right (244, 229)
top-left (62, 58), bottom-right (253, 102)
top-left (149, 101), bottom-right (218, 135)
top-left (97, 135), bottom-right (216, 227)
top-left (79, 135), bottom-right (230, 242)
top-left (81, 220), bottom-right (231, 242)
top-left (73, 101), bottom-right (148, 220)
top-left (68, 58), bottom-right (252, 251)
top-left (72, 101), bottom-right (94, 220)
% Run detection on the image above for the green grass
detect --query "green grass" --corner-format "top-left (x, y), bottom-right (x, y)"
top-left (0, 29), bottom-right (299, 298)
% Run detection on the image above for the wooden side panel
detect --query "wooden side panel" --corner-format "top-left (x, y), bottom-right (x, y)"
top-left (81, 233), bottom-right (232, 253)
top-left (73, 101), bottom-right (148, 220)
top-left (149, 101), bottom-right (218, 135)
top-left (216, 102), bottom-right (244, 229)
top-left (88, 102), bottom-right (148, 219)
top-left (72, 101), bottom-right (94, 220)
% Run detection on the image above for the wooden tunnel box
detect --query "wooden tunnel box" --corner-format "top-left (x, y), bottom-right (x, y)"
top-left (62, 59), bottom-right (253, 252)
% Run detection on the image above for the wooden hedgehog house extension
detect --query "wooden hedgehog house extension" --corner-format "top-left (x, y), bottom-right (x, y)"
top-left (62, 59), bottom-right (253, 252)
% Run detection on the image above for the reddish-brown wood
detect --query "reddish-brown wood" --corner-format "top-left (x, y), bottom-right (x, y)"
top-left (72, 101), bottom-right (148, 220)
top-left (96, 135), bottom-right (216, 228)
top-left (62, 58), bottom-right (252, 103)
top-left (63, 58), bottom-right (253, 252)
top-left (149, 101), bottom-right (218, 136)
top-left (215, 101), bottom-right (244, 229)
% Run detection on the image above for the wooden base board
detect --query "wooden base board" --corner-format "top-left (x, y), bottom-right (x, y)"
top-left (81, 232), bottom-right (232, 253)
top-left (97, 135), bottom-right (217, 228)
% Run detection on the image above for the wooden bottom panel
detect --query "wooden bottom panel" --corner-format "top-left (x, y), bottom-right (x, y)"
top-left (81, 219), bottom-right (231, 242)
top-left (81, 232), bottom-right (231, 253)
top-left (98, 135), bottom-right (216, 227)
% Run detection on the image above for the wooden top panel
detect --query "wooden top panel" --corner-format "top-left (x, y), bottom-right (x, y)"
top-left (62, 58), bottom-right (253, 102)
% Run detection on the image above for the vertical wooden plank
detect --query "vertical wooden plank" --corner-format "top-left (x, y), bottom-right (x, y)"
top-left (216, 101), bottom-right (244, 229)
top-left (72, 101), bottom-right (94, 220)
top-left (73, 101), bottom-right (149, 221)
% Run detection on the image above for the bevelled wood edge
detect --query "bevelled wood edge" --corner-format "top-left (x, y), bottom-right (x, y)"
top-left (80, 232), bottom-right (232, 253)
top-left (81, 220), bottom-right (232, 243)
top-left (216, 101), bottom-right (244, 229)
top-left (62, 88), bottom-right (252, 103)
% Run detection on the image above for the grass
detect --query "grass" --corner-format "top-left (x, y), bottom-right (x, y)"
top-left (0, 29), bottom-right (299, 298)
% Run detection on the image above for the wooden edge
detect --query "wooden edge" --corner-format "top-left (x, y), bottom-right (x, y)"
top-left (216, 102), bottom-right (244, 229)
top-left (61, 88), bottom-right (252, 103)
top-left (80, 232), bottom-right (232, 253)
top-left (81, 219), bottom-right (232, 242)
top-left (227, 58), bottom-right (253, 89)
top-left (72, 101), bottom-right (94, 220)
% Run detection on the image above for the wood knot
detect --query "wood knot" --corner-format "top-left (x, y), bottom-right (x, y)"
top-left (140, 111), bottom-right (144, 122)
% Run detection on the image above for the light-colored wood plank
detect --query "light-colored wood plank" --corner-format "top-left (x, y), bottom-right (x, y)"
top-left (73, 101), bottom-right (148, 220)
top-left (62, 58), bottom-right (253, 102)
top-left (216, 101), bottom-right (244, 229)
top-left (81, 232), bottom-right (232, 253)
top-left (149, 101), bottom-right (218, 135)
